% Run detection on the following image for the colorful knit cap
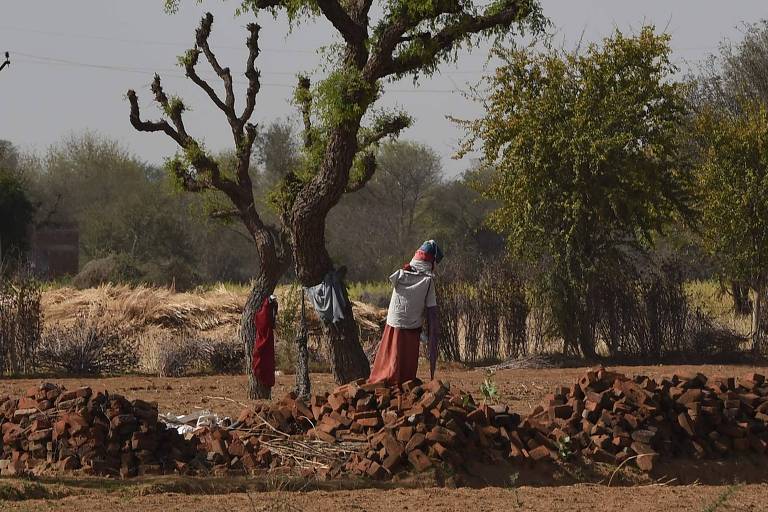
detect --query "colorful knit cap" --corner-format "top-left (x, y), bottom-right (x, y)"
top-left (413, 240), bottom-right (443, 264)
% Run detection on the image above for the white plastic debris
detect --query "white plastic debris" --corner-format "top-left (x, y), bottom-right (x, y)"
top-left (159, 409), bottom-right (231, 436)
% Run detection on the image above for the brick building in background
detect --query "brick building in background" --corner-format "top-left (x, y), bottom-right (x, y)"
top-left (30, 223), bottom-right (79, 278)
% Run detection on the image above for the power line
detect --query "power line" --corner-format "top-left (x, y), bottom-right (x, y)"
top-left (11, 51), bottom-right (463, 93)
top-left (0, 25), bottom-right (317, 54)
top-left (1, 26), bottom-right (499, 77)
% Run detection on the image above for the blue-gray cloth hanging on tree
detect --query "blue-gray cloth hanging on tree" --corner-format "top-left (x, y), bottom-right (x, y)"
top-left (304, 269), bottom-right (348, 325)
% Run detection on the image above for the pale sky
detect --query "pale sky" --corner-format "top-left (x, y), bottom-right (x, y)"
top-left (1, 1), bottom-right (767, 177)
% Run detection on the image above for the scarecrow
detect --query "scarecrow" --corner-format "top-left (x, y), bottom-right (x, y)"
top-left (369, 240), bottom-right (442, 385)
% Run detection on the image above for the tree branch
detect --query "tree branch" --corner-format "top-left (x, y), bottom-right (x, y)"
top-left (209, 208), bottom-right (241, 220)
top-left (345, 151), bottom-right (376, 193)
top-left (296, 76), bottom-right (314, 149)
top-left (316, 0), bottom-right (366, 49)
top-left (128, 75), bottom-right (242, 201)
top-left (149, 74), bottom-right (189, 139)
top-left (360, 113), bottom-right (412, 148)
top-left (241, 22), bottom-right (262, 126)
top-left (364, 0), bottom-right (462, 79)
top-left (196, 12), bottom-right (235, 111)
top-left (127, 88), bottom-right (184, 147)
top-left (183, 48), bottom-right (232, 117)
top-left (366, 0), bottom-right (530, 80)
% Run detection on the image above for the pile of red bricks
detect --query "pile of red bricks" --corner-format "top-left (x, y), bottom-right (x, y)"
top-left (3, 368), bottom-right (768, 479)
top-left (525, 367), bottom-right (768, 471)
top-left (0, 383), bottom-right (196, 477)
top-left (230, 378), bottom-right (522, 479)
top-left (191, 425), bottom-right (277, 475)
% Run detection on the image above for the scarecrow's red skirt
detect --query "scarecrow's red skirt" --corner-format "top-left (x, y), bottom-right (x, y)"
top-left (368, 324), bottom-right (421, 385)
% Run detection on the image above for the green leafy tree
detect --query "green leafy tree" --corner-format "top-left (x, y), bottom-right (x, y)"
top-left (457, 27), bottom-right (694, 358)
top-left (0, 168), bottom-right (35, 264)
top-left (690, 20), bottom-right (768, 317)
top-left (695, 102), bottom-right (768, 350)
top-left (690, 20), bottom-right (768, 115)
top-left (133, 2), bottom-right (546, 386)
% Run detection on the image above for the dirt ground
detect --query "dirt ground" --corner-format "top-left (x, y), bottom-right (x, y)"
top-left (2, 363), bottom-right (766, 419)
top-left (0, 482), bottom-right (765, 512)
top-left (1, 363), bottom-right (767, 511)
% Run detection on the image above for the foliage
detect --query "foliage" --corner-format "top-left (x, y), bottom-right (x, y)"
top-left (557, 435), bottom-right (574, 461)
top-left (694, 101), bottom-right (768, 348)
top-left (327, 140), bottom-right (443, 279)
top-left (421, 167), bottom-right (506, 266)
top-left (23, 131), bottom-right (273, 285)
top-left (690, 20), bottom-right (768, 114)
top-left (0, 167), bottom-right (35, 261)
top-left (457, 27), bottom-right (694, 356)
top-left (694, 102), bottom-right (768, 291)
top-left (479, 370), bottom-right (499, 403)
top-left (347, 281), bottom-right (391, 308)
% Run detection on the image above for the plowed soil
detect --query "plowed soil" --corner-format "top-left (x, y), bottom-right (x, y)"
top-left (1, 363), bottom-right (766, 511)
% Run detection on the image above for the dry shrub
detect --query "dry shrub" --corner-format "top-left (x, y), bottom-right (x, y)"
top-left (37, 309), bottom-right (137, 375)
top-left (686, 311), bottom-right (744, 358)
top-left (437, 265), bottom-right (528, 364)
top-left (436, 279), bottom-right (463, 362)
top-left (274, 339), bottom-right (329, 374)
top-left (142, 334), bottom-right (245, 376)
top-left (202, 339), bottom-right (244, 374)
top-left (0, 274), bottom-right (42, 375)
top-left (595, 262), bottom-right (746, 361)
top-left (142, 334), bottom-right (204, 377)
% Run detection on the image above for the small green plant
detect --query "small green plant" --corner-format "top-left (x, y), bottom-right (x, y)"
top-left (507, 471), bottom-right (523, 508)
top-left (701, 485), bottom-right (740, 512)
top-left (480, 370), bottom-right (499, 404)
top-left (557, 435), bottom-right (574, 461)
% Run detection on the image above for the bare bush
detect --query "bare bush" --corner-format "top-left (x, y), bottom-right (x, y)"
top-left (595, 262), bottom-right (745, 361)
top-left (437, 266), bottom-right (528, 364)
top-left (37, 310), bottom-right (137, 375)
top-left (436, 280), bottom-right (463, 362)
top-left (142, 334), bottom-right (204, 377)
top-left (202, 339), bottom-right (244, 374)
top-left (0, 273), bottom-right (42, 374)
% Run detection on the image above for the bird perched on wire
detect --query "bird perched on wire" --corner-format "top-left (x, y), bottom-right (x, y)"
top-left (0, 52), bottom-right (10, 72)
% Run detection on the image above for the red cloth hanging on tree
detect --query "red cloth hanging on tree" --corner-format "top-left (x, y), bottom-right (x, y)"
top-left (252, 296), bottom-right (276, 388)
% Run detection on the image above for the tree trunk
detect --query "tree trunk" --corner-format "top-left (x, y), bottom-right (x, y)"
top-left (239, 228), bottom-right (288, 400)
top-left (577, 328), bottom-right (598, 360)
top-left (575, 305), bottom-right (598, 360)
top-left (752, 284), bottom-right (764, 353)
top-left (240, 277), bottom-right (274, 400)
top-left (320, 297), bottom-right (371, 383)
top-left (293, 252), bottom-right (370, 384)
top-left (732, 281), bottom-right (752, 316)
top-left (289, 124), bottom-right (371, 385)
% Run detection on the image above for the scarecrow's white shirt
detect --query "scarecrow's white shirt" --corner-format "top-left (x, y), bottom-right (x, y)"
top-left (385, 259), bottom-right (437, 330)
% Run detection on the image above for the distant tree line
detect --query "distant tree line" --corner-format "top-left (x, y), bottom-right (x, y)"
top-left (0, 130), bottom-right (498, 286)
top-left (4, 20), bottom-right (768, 361)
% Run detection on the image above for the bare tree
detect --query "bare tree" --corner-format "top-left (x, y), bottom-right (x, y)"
top-left (127, 14), bottom-right (289, 398)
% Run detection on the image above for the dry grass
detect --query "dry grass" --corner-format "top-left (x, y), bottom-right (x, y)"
top-left (684, 280), bottom-right (751, 337)
top-left (40, 283), bottom-right (386, 375)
